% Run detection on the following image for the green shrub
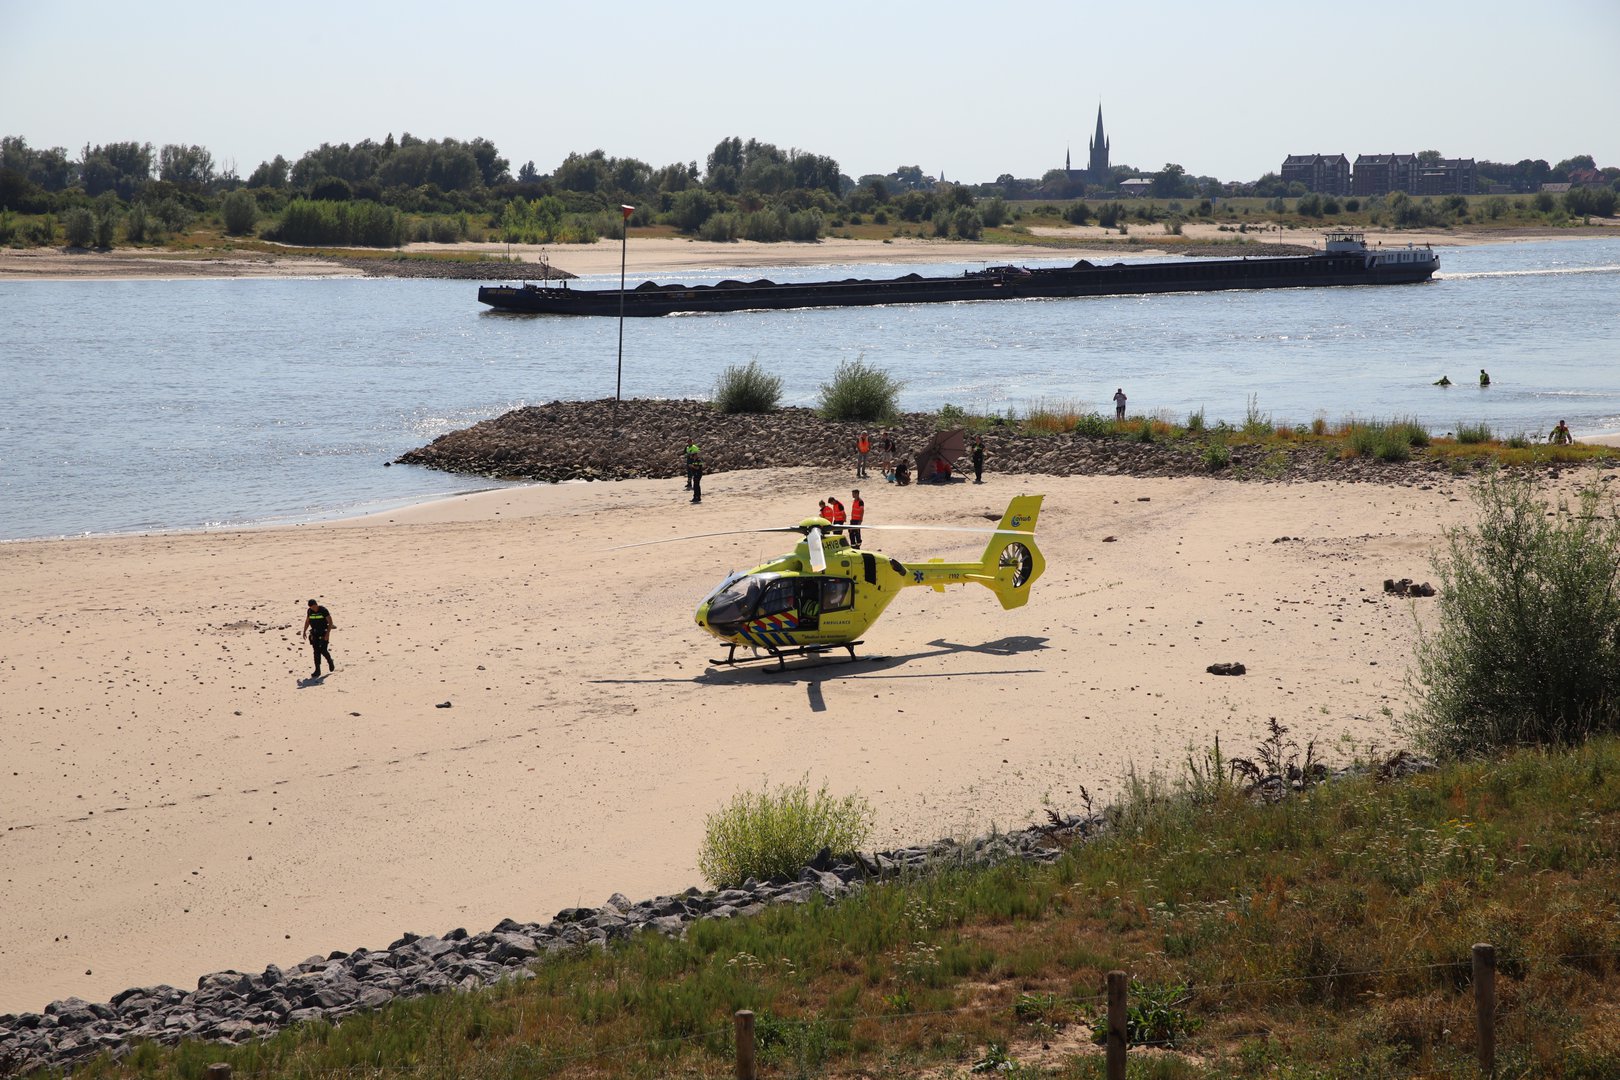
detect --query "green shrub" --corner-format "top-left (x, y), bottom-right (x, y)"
top-left (25, 214), bottom-right (55, 245)
top-left (1091, 981), bottom-right (1202, 1049)
top-left (697, 775), bottom-right (874, 888)
top-left (63, 207), bottom-right (95, 248)
top-left (93, 209), bottom-right (117, 249)
top-left (741, 209), bottom-right (785, 242)
top-left (151, 197), bottom-right (193, 234)
top-left (818, 356), bottom-right (903, 422)
top-left (1406, 474), bottom-right (1620, 756)
top-left (1134, 418), bottom-right (1155, 443)
top-left (1390, 416), bottom-right (1431, 448)
top-left (1071, 412), bottom-right (1113, 438)
top-left (1203, 441), bottom-right (1231, 470)
top-left (1506, 432), bottom-right (1532, 449)
top-left (273, 198), bottom-right (403, 247)
top-left (125, 203), bottom-right (152, 243)
top-left (1185, 407), bottom-right (1205, 434)
top-left (713, 360), bottom-right (782, 414)
top-left (698, 212), bottom-right (738, 242)
top-left (1375, 433), bottom-right (1411, 462)
top-left (220, 189), bottom-right (257, 236)
top-left (1456, 421), bottom-right (1493, 445)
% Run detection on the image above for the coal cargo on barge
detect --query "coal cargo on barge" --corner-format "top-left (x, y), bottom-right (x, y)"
top-left (477, 231), bottom-right (1438, 317)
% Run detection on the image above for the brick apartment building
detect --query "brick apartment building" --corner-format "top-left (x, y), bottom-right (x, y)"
top-left (1281, 154), bottom-right (1350, 195)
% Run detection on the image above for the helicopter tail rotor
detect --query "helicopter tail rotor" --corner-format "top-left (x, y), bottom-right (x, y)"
top-left (979, 495), bottom-right (1045, 609)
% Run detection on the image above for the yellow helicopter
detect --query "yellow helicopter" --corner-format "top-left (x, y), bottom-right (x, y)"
top-left (651, 495), bottom-right (1044, 669)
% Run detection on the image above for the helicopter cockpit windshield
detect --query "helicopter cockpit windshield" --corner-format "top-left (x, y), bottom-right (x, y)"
top-left (702, 573), bottom-right (773, 632)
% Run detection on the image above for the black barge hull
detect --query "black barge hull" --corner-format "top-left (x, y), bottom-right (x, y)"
top-left (477, 246), bottom-right (1438, 317)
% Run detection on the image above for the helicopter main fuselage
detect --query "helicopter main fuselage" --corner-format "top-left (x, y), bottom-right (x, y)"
top-left (694, 495), bottom-right (1044, 659)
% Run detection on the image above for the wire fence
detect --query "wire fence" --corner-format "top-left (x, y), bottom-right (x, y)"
top-left (159, 942), bottom-right (1620, 1079)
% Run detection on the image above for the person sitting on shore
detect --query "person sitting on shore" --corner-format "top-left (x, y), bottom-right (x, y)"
top-left (1550, 420), bottom-right (1573, 445)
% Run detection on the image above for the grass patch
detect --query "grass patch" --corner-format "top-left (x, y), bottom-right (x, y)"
top-left (1021, 397), bottom-right (1086, 435)
top-left (77, 735), bottom-right (1620, 1078)
top-left (698, 775), bottom-right (874, 888)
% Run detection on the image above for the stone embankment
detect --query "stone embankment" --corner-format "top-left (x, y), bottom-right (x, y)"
top-left (397, 398), bottom-right (1519, 487)
top-left (0, 825), bottom-right (1081, 1075)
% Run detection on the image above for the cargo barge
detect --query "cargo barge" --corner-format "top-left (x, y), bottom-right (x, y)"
top-left (477, 231), bottom-right (1437, 317)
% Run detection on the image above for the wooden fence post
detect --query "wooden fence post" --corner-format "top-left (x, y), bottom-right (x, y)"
top-left (1106, 969), bottom-right (1128, 1080)
top-left (1473, 942), bottom-right (1496, 1075)
top-left (734, 1008), bottom-right (756, 1080)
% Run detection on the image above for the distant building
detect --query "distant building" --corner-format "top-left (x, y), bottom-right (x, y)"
top-left (1353, 154), bottom-right (1417, 197)
top-left (1280, 154), bottom-right (1350, 195)
top-left (1414, 158), bottom-right (1475, 196)
top-left (1118, 178), bottom-right (1152, 197)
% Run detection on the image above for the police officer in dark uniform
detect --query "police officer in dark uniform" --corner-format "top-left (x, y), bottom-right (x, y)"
top-left (303, 598), bottom-right (336, 678)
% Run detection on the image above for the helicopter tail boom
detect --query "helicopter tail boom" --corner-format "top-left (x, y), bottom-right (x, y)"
top-left (897, 496), bottom-right (1045, 609)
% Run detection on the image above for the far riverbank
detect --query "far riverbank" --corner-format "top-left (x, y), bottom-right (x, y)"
top-left (3, 222), bottom-right (1613, 281)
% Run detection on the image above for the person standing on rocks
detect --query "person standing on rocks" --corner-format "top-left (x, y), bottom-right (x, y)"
top-left (1113, 387), bottom-right (1128, 421)
top-left (856, 432), bottom-right (871, 478)
top-left (302, 599), bottom-right (335, 679)
top-left (971, 434), bottom-right (985, 484)
top-left (849, 489), bottom-right (865, 549)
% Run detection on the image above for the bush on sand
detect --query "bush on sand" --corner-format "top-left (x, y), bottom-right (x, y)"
top-left (1406, 472), bottom-right (1620, 756)
top-left (698, 776), bottom-right (874, 888)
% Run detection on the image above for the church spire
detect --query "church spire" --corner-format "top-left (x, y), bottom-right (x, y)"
top-left (1087, 103), bottom-right (1110, 182)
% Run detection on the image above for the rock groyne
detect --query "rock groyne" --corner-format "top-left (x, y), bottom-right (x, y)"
top-left (396, 398), bottom-right (1496, 487)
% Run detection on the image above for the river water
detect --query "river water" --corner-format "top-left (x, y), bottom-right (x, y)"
top-left (2, 237), bottom-right (1617, 541)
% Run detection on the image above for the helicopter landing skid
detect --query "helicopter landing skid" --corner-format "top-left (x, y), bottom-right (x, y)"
top-left (711, 641), bottom-right (865, 672)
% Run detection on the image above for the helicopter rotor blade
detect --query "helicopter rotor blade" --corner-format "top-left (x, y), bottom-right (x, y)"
top-left (847, 523), bottom-right (1035, 536)
top-left (609, 526), bottom-right (805, 551)
top-left (609, 520), bottom-right (1035, 552)
top-left (807, 527), bottom-right (827, 572)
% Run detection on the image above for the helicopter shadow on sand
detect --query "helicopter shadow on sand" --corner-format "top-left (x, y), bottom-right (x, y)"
top-left (588, 635), bottom-right (1049, 710)
top-left (725, 634), bottom-right (1049, 712)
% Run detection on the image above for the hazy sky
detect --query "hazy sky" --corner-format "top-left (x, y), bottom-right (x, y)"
top-left (5, 0), bottom-right (1617, 184)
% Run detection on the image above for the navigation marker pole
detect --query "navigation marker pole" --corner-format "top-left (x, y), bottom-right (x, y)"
top-left (614, 204), bottom-right (635, 437)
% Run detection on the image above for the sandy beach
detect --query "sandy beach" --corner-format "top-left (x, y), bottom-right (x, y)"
top-left (0, 464), bottom-right (1513, 1014)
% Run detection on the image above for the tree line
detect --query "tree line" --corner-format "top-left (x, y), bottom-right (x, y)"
top-left (2, 132), bottom-right (1616, 250)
